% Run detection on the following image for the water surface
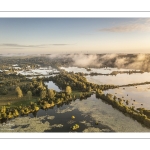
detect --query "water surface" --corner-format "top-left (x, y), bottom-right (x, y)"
top-left (60, 66), bottom-right (140, 74)
top-left (104, 84), bottom-right (150, 110)
top-left (2, 94), bottom-right (150, 132)
top-left (86, 73), bottom-right (150, 85)
top-left (44, 81), bottom-right (61, 92)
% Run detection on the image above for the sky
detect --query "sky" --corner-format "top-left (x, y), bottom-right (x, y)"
top-left (0, 18), bottom-right (150, 54)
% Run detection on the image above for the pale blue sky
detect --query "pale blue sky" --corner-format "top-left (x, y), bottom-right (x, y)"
top-left (0, 18), bottom-right (150, 54)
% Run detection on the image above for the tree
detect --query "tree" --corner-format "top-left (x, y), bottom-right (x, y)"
top-left (15, 86), bottom-right (23, 98)
top-left (66, 86), bottom-right (72, 95)
top-left (126, 100), bottom-right (129, 105)
top-left (27, 91), bottom-right (32, 100)
top-left (61, 92), bottom-right (66, 98)
top-left (113, 95), bottom-right (117, 101)
top-left (87, 86), bottom-right (91, 92)
top-left (118, 98), bottom-right (123, 105)
top-left (38, 80), bottom-right (45, 90)
top-left (48, 89), bottom-right (55, 99)
top-left (40, 90), bottom-right (47, 99)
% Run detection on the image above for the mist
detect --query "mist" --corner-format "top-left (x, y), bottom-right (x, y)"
top-left (48, 53), bottom-right (150, 72)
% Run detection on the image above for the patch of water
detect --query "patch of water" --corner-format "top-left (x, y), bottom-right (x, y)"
top-left (69, 94), bottom-right (150, 132)
top-left (104, 84), bottom-right (150, 110)
top-left (86, 72), bottom-right (150, 85)
top-left (1, 94), bottom-right (150, 132)
top-left (60, 66), bottom-right (140, 74)
top-left (44, 81), bottom-right (61, 92)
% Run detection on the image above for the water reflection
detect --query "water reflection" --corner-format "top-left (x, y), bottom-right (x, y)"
top-left (2, 94), bottom-right (150, 132)
top-left (70, 94), bottom-right (150, 132)
top-left (30, 94), bottom-right (150, 132)
top-left (60, 66), bottom-right (139, 74)
top-left (86, 72), bottom-right (150, 85)
top-left (104, 84), bottom-right (150, 110)
top-left (44, 81), bottom-right (61, 92)
top-left (30, 102), bottom-right (115, 132)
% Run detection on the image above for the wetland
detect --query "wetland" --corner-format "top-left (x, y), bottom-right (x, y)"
top-left (1, 54), bottom-right (150, 132)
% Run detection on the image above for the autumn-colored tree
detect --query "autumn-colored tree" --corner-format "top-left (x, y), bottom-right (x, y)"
top-left (48, 89), bottom-right (55, 99)
top-left (66, 86), bottom-right (72, 95)
top-left (38, 80), bottom-right (45, 90)
top-left (15, 86), bottom-right (23, 98)
top-left (40, 90), bottom-right (47, 99)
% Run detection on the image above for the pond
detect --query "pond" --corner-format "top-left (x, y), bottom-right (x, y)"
top-left (44, 81), bottom-right (61, 92)
top-left (1, 94), bottom-right (150, 132)
top-left (104, 84), bottom-right (150, 110)
top-left (86, 72), bottom-right (150, 85)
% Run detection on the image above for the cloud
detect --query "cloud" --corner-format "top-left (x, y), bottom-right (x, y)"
top-left (1, 43), bottom-right (46, 48)
top-left (0, 43), bottom-right (73, 48)
top-left (48, 53), bottom-right (150, 71)
top-left (99, 19), bottom-right (150, 32)
top-left (51, 44), bottom-right (71, 46)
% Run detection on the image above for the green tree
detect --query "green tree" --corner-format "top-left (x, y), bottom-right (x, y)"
top-left (27, 91), bottom-right (32, 100)
top-left (87, 86), bottom-right (91, 92)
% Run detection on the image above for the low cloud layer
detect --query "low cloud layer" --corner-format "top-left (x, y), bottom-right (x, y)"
top-left (51, 44), bottom-right (71, 46)
top-left (1, 43), bottom-right (45, 48)
top-left (49, 53), bottom-right (150, 71)
top-left (0, 43), bottom-right (72, 48)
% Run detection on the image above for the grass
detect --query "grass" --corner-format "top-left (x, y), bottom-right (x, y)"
top-left (10, 97), bottom-right (38, 108)
top-left (71, 90), bottom-right (92, 99)
top-left (0, 95), bottom-right (39, 109)
top-left (0, 94), bottom-right (20, 106)
top-left (71, 90), bottom-right (81, 99)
